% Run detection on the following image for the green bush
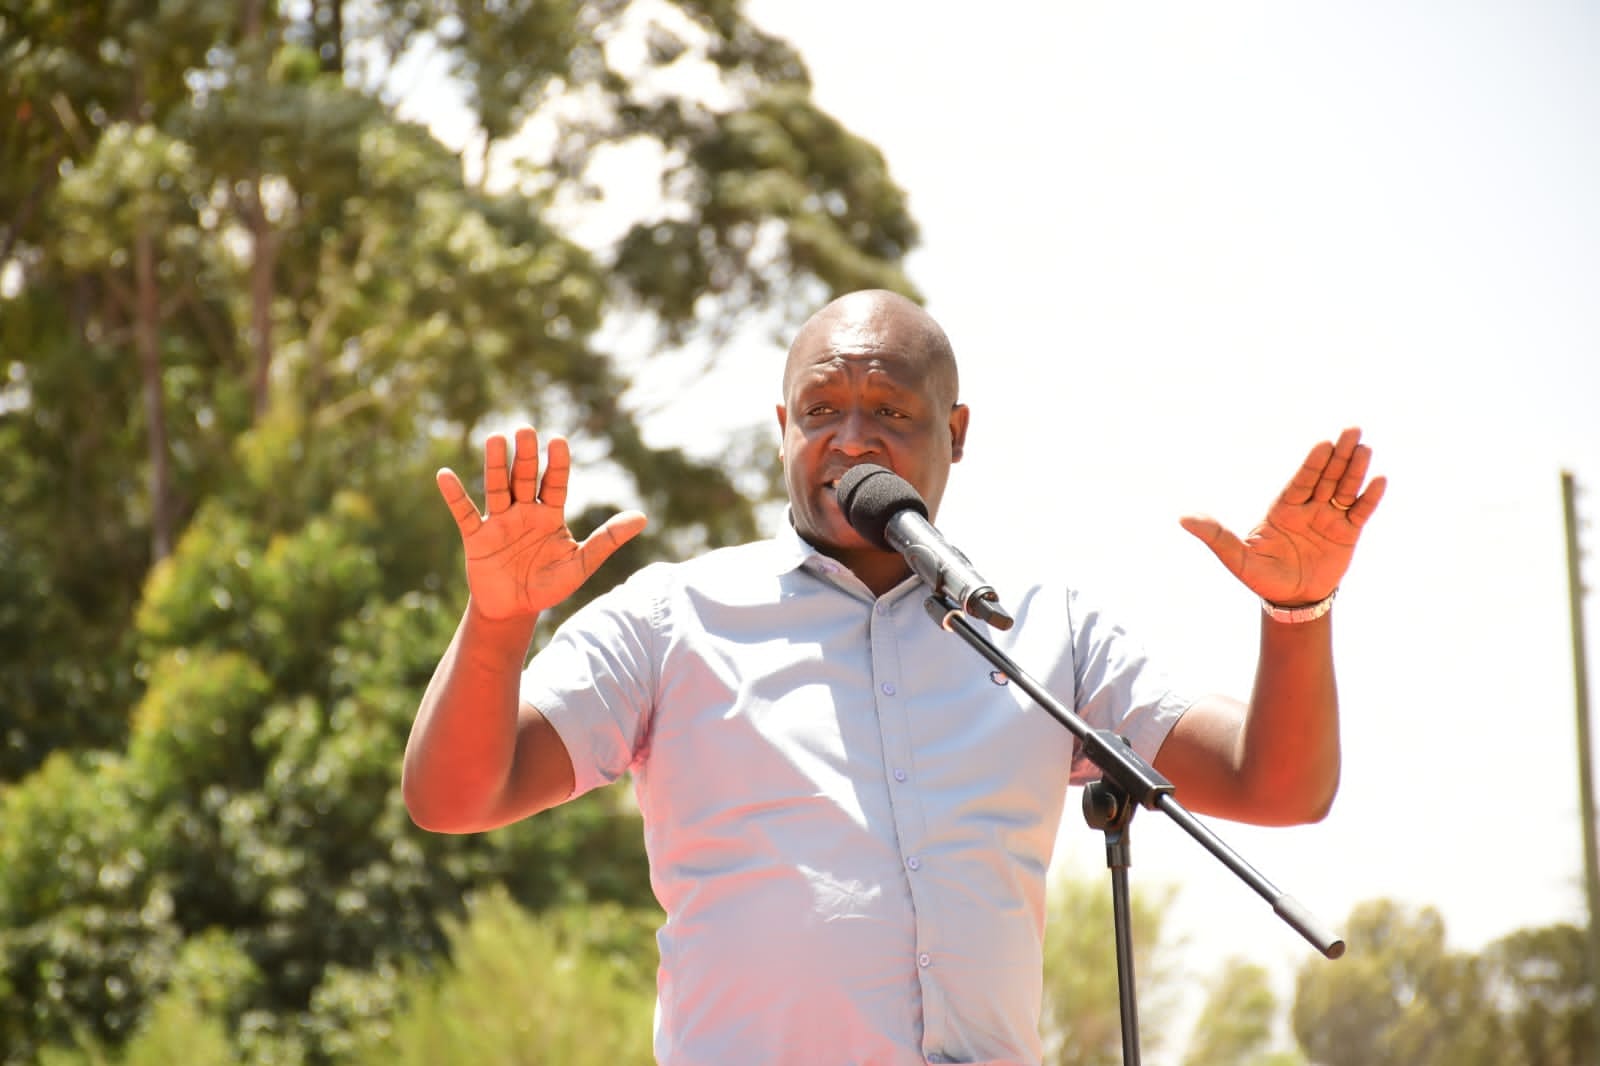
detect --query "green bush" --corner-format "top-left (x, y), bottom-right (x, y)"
top-left (345, 887), bottom-right (658, 1066)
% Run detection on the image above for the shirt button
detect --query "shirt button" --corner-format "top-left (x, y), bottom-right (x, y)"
top-left (893, 768), bottom-right (907, 782)
top-left (881, 682), bottom-right (896, 696)
top-left (875, 601), bottom-right (889, 614)
top-left (918, 952), bottom-right (932, 968)
top-left (906, 856), bottom-right (921, 871)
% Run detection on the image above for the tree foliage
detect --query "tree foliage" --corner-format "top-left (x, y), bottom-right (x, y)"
top-left (1479, 922), bottom-right (1594, 1066)
top-left (1039, 869), bottom-right (1182, 1066)
top-left (39, 890), bottom-right (660, 1066)
top-left (345, 888), bottom-right (658, 1066)
top-left (1291, 900), bottom-right (1498, 1066)
top-left (1183, 957), bottom-right (1303, 1066)
top-left (1290, 900), bottom-right (1595, 1066)
top-left (0, 0), bottom-right (919, 1061)
top-left (0, 0), bottom-right (919, 784)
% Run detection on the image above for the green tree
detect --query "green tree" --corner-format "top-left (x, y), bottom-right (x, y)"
top-left (1039, 870), bottom-right (1182, 1066)
top-left (1183, 957), bottom-right (1305, 1066)
top-left (1291, 902), bottom-right (1596, 1066)
top-left (35, 932), bottom-right (252, 1066)
top-left (0, 750), bottom-right (185, 1056)
top-left (1290, 900), bottom-right (1502, 1066)
top-left (346, 887), bottom-right (658, 1066)
top-left (1482, 922), bottom-right (1594, 1066)
top-left (0, 0), bottom-right (921, 1061)
top-left (0, 491), bottom-right (654, 1060)
top-left (0, 0), bottom-right (918, 783)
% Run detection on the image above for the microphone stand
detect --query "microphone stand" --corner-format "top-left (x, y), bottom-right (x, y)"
top-left (922, 593), bottom-right (1344, 1066)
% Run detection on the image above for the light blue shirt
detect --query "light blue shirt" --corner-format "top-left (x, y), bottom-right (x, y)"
top-left (522, 520), bottom-right (1191, 1066)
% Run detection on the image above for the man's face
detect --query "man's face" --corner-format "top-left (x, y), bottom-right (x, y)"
top-left (776, 299), bottom-right (969, 556)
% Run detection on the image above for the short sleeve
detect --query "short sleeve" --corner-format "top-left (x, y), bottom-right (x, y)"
top-left (519, 565), bottom-right (667, 800)
top-left (1065, 587), bottom-right (1194, 784)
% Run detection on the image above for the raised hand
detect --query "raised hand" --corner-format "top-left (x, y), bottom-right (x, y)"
top-left (435, 426), bottom-right (648, 620)
top-left (1179, 427), bottom-right (1387, 606)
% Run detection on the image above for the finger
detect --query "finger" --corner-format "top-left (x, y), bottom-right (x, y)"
top-left (511, 426), bottom-right (539, 503)
top-left (1332, 442), bottom-right (1372, 507)
top-left (1312, 428), bottom-right (1362, 504)
top-left (484, 433), bottom-right (512, 515)
top-left (575, 510), bottom-right (649, 578)
top-left (1179, 513), bottom-right (1246, 581)
top-left (435, 468), bottom-right (483, 537)
top-left (1279, 439), bottom-right (1334, 507)
top-left (1345, 474), bottom-right (1388, 527)
top-left (540, 435), bottom-right (572, 509)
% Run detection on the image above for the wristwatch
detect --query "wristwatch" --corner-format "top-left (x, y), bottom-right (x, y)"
top-left (1260, 588), bottom-right (1337, 624)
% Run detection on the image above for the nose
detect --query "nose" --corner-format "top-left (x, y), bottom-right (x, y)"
top-left (833, 407), bottom-right (880, 457)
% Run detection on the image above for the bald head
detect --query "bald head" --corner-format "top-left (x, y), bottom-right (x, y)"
top-left (783, 290), bottom-right (959, 410)
top-left (775, 288), bottom-right (971, 581)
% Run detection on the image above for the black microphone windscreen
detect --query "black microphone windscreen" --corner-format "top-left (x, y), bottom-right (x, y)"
top-left (836, 464), bottom-right (928, 550)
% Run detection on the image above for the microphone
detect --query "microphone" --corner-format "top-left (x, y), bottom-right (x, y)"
top-left (836, 464), bottom-right (1014, 630)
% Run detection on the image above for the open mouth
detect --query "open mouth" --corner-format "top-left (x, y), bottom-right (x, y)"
top-left (824, 465), bottom-right (872, 491)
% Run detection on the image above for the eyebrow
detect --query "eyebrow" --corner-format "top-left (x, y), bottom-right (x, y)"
top-left (794, 375), bottom-right (923, 400)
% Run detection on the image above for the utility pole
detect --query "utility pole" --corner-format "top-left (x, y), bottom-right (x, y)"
top-left (1560, 470), bottom-right (1600, 1033)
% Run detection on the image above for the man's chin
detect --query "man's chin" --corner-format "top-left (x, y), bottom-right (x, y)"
top-left (794, 509), bottom-right (872, 554)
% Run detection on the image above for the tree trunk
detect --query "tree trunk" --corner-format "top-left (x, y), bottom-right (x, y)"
top-left (134, 222), bottom-right (173, 561)
top-left (240, 0), bottom-right (277, 421)
top-left (245, 179), bottom-right (276, 420)
top-left (318, 0), bottom-right (344, 74)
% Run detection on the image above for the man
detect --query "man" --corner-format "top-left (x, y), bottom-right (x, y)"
top-left (403, 289), bottom-right (1385, 1065)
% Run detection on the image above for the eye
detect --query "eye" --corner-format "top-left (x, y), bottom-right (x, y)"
top-left (805, 403), bottom-right (835, 417)
top-left (877, 405), bottom-right (908, 419)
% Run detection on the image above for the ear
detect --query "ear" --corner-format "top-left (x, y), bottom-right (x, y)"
top-left (949, 404), bottom-right (970, 463)
top-left (774, 402), bottom-right (788, 461)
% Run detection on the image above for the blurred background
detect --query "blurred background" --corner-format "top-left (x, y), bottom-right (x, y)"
top-left (1, 1), bottom-right (1594, 1064)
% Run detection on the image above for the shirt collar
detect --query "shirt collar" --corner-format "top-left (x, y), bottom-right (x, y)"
top-left (769, 509), bottom-right (830, 575)
top-left (768, 510), bottom-right (923, 602)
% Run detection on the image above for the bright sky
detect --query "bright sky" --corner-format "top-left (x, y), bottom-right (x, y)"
top-left (682, 0), bottom-right (1600, 1048)
top-left (406, 0), bottom-right (1599, 1055)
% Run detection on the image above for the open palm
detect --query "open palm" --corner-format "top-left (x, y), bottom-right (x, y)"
top-left (1180, 427), bottom-right (1387, 606)
top-left (436, 428), bottom-right (647, 620)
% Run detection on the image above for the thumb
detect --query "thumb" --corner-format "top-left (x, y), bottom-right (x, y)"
top-left (1179, 513), bottom-right (1246, 581)
top-left (574, 510), bottom-right (650, 576)
top-left (436, 467), bottom-right (483, 538)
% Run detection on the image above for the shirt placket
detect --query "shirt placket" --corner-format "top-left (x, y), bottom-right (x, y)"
top-left (867, 589), bottom-right (951, 1052)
